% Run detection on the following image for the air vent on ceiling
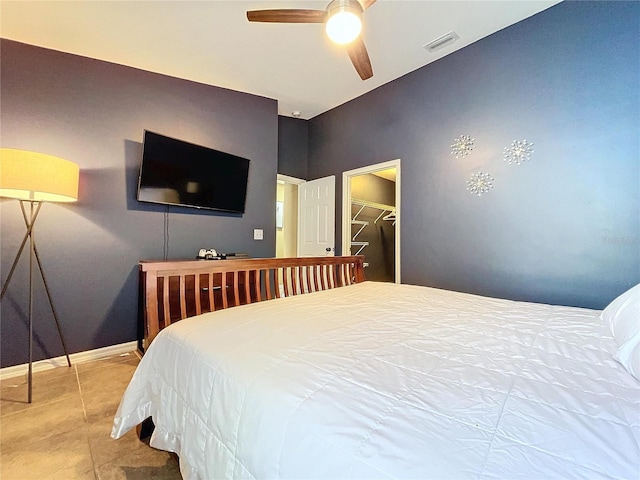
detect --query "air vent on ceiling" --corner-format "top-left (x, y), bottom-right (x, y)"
top-left (423, 31), bottom-right (459, 53)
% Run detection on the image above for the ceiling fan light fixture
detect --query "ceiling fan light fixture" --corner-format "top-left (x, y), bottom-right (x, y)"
top-left (325, 0), bottom-right (363, 45)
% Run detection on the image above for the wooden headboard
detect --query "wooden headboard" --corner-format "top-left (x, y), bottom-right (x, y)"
top-left (139, 255), bottom-right (365, 349)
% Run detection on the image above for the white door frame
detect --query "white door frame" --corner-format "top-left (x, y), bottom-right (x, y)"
top-left (277, 174), bottom-right (306, 186)
top-left (276, 174), bottom-right (305, 256)
top-left (342, 159), bottom-right (401, 283)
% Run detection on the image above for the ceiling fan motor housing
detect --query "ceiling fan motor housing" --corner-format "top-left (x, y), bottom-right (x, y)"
top-left (327, 0), bottom-right (364, 15)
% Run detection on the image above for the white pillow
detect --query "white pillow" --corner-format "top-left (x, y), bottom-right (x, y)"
top-left (601, 284), bottom-right (640, 381)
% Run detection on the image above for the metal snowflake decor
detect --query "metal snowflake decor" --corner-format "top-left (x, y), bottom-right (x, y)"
top-left (450, 135), bottom-right (475, 158)
top-left (467, 172), bottom-right (494, 196)
top-left (503, 139), bottom-right (534, 165)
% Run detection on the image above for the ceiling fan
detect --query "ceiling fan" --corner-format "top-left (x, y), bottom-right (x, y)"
top-left (246, 0), bottom-right (377, 80)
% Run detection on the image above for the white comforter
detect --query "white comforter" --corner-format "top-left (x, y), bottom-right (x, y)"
top-left (112, 282), bottom-right (640, 479)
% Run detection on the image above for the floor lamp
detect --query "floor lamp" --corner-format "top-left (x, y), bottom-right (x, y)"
top-left (0, 148), bottom-right (80, 403)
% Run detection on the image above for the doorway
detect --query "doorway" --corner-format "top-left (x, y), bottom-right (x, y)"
top-left (342, 159), bottom-right (401, 283)
top-left (275, 174), bottom-right (305, 258)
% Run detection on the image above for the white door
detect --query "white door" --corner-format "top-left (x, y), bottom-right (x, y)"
top-left (298, 175), bottom-right (335, 256)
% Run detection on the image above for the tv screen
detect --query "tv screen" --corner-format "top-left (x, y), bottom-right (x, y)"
top-left (137, 131), bottom-right (250, 213)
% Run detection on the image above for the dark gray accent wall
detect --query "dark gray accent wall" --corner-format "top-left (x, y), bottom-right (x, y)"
top-left (278, 116), bottom-right (308, 179)
top-left (0, 40), bottom-right (278, 367)
top-left (309, 1), bottom-right (640, 309)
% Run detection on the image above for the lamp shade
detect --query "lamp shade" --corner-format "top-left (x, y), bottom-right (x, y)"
top-left (0, 149), bottom-right (79, 202)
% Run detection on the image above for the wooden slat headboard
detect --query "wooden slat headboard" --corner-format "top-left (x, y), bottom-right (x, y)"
top-left (139, 255), bottom-right (365, 349)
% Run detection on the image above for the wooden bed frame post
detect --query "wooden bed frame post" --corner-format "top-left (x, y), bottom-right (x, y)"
top-left (143, 270), bottom-right (159, 352)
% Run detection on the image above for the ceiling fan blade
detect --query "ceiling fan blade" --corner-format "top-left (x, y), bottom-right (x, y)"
top-left (346, 37), bottom-right (373, 80)
top-left (358, 0), bottom-right (377, 10)
top-left (246, 9), bottom-right (327, 23)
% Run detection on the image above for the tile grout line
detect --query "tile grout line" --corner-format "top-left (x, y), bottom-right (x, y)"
top-left (75, 364), bottom-right (88, 422)
top-left (79, 352), bottom-right (141, 480)
top-left (75, 363), bottom-right (101, 479)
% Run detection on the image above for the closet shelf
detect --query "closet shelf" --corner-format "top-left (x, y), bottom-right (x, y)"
top-left (351, 241), bottom-right (369, 256)
top-left (350, 198), bottom-right (396, 256)
top-left (351, 198), bottom-right (396, 214)
top-left (351, 219), bottom-right (368, 243)
top-left (351, 198), bottom-right (396, 224)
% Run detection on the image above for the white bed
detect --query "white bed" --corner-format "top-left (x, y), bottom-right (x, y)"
top-left (112, 281), bottom-right (640, 479)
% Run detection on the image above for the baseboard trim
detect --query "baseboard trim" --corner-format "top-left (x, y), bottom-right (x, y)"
top-left (0, 341), bottom-right (139, 380)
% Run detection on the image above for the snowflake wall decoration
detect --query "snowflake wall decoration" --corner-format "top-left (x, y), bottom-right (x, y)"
top-left (503, 139), bottom-right (534, 165)
top-left (467, 172), bottom-right (494, 196)
top-left (450, 135), bottom-right (475, 158)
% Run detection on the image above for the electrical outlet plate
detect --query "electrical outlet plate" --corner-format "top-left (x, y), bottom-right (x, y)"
top-left (253, 229), bottom-right (264, 240)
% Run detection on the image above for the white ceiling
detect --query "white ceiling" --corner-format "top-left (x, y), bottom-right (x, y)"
top-left (0, 0), bottom-right (560, 119)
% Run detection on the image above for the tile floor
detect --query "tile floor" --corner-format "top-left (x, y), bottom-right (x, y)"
top-left (0, 352), bottom-right (182, 480)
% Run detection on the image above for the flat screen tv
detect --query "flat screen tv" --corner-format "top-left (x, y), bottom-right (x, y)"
top-left (137, 131), bottom-right (250, 213)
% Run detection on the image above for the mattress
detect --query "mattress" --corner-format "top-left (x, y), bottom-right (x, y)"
top-left (112, 281), bottom-right (640, 479)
